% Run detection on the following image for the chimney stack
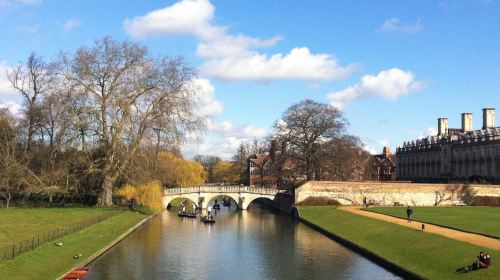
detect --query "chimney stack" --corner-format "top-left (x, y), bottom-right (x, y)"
top-left (461, 113), bottom-right (473, 132)
top-left (482, 108), bottom-right (495, 129)
top-left (438, 118), bottom-right (448, 136)
top-left (383, 146), bottom-right (391, 158)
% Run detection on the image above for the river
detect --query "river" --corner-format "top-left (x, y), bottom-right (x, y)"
top-left (90, 203), bottom-right (400, 279)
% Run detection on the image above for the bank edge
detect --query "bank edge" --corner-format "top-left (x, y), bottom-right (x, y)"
top-left (56, 212), bottom-right (158, 280)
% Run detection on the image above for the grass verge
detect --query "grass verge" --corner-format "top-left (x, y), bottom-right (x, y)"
top-left (299, 206), bottom-right (499, 280)
top-left (0, 211), bottom-right (147, 280)
top-left (366, 206), bottom-right (500, 238)
top-left (0, 207), bottom-right (122, 246)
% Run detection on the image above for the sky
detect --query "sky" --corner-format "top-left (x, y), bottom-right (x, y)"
top-left (1, 0), bottom-right (499, 159)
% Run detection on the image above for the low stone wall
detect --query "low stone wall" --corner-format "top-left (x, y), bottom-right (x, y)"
top-left (295, 181), bottom-right (500, 206)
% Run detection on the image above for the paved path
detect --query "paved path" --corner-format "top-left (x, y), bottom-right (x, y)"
top-left (339, 206), bottom-right (500, 251)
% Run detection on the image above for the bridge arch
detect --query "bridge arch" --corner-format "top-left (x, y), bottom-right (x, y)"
top-left (163, 195), bottom-right (199, 209)
top-left (244, 196), bottom-right (275, 209)
top-left (204, 193), bottom-right (240, 208)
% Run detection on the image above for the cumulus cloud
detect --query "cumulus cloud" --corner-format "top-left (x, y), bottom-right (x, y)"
top-left (378, 18), bottom-right (422, 34)
top-left (0, 61), bottom-right (16, 96)
top-left (326, 68), bottom-right (426, 109)
top-left (0, 101), bottom-right (22, 117)
top-left (124, 0), bottom-right (356, 82)
top-left (63, 19), bottom-right (80, 31)
top-left (191, 78), bottom-right (223, 117)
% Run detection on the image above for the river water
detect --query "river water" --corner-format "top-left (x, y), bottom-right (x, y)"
top-left (90, 203), bottom-right (400, 280)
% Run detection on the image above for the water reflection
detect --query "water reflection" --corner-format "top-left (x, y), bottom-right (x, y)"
top-left (90, 204), bottom-right (400, 280)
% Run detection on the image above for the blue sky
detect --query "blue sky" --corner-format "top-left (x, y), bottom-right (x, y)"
top-left (1, 0), bottom-right (499, 159)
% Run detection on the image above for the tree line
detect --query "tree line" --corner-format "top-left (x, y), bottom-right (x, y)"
top-left (198, 99), bottom-right (370, 189)
top-left (0, 37), bottom-right (205, 207)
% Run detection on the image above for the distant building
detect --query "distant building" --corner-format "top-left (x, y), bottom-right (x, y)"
top-left (364, 147), bottom-right (396, 181)
top-left (248, 140), bottom-right (304, 188)
top-left (397, 108), bottom-right (500, 183)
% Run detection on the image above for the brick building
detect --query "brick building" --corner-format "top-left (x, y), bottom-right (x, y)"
top-left (364, 147), bottom-right (396, 181)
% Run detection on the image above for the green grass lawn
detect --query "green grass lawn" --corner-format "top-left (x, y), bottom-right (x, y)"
top-left (0, 211), bottom-right (147, 280)
top-left (0, 207), bottom-right (122, 247)
top-left (299, 206), bottom-right (499, 280)
top-left (366, 206), bottom-right (500, 238)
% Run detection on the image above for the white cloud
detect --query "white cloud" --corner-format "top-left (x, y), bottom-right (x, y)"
top-left (427, 126), bottom-right (437, 136)
top-left (363, 145), bottom-right (377, 155)
top-left (0, 61), bottom-right (16, 96)
top-left (0, 101), bottom-right (22, 117)
top-left (191, 78), bottom-right (223, 117)
top-left (326, 68), bottom-right (426, 109)
top-left (63, 19), bottom-right (80, 31)
top-left (378, 18), bottom-right (422, 34)
top-left (124, 0), bottom-right (356, 82)
top-left (377, 138), bottom-right (390, 147)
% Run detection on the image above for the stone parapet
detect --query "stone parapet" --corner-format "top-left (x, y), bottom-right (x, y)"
top-left (295, 181), bottom-right (500, 206)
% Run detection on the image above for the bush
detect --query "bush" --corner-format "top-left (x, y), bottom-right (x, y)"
top-left (116, 181), bottom-right (164, 212)
top-left (296, 196), bottom-right (341, 206)
top-left (471, 196), bottom-right (500, 206)
top-left (459, 184), bottom-right (477, 205)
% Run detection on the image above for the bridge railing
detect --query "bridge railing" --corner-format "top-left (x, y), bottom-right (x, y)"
top-left (163, 186), bottom-right (281, 196)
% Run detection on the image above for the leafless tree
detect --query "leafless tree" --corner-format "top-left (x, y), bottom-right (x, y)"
top-left (274, 99), bottom-right (346, 180)
top-left (8, 53), bottom-right (51, 151)
top-left (58, 37), bottom-right (203, 206)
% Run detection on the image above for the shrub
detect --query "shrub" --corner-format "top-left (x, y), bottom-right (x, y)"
top-left (471, 196), bottom-right (500, 206)
top-left (459, 184), bottom-right (477, 205)
top-left (296, 196), bottom-right (341, 206)
top-left (116, 181), bottom-right (164, 212)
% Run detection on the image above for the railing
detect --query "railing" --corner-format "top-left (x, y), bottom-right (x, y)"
top-left (0, 210), bottom-right (122, 263)
top-left (164, 186), bottom-right (281, 196)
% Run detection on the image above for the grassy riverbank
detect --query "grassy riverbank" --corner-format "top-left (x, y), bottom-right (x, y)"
top-left (366, 206), bottom-right (500, 238)
top-left (0, 207), bottom-right (122, 245)
top-left (0, 211), bottom-right (147, 280)
top-left (299, 206), bottom-right (499, 279)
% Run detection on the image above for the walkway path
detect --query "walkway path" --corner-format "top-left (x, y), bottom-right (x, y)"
top-left (339, 206), bottom-right (500, 251)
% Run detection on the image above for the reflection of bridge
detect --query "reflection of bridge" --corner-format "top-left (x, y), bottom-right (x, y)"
top-left (163, 186), bottom-right (282, 210)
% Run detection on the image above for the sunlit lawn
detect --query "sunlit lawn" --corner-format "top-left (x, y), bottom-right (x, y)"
top-left (0, 207), bottom-right (124, 247)
top-left (299, 206), bottom-right (499, 280)
top-left (366, 206), bottom-right (500, 238)
top-left (0, 211), bottom-right (147, 280)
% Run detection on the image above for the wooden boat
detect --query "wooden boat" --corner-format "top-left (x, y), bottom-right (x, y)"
top-left (201, 215), bottom-right (215, 223)
top-left (178, 211), bottom-right (187, 217)
top-left (185, 212), bottom-right (197, 218)
top-left (63, 266), bottom-right (91, 280)
top-left (212, 204), bottom-right (221, 210)
top-left (223, 201), bottom-right (231, 207)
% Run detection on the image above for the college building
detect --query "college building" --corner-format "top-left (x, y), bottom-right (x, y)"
top-left (396, 108), bottom-right (500, 183)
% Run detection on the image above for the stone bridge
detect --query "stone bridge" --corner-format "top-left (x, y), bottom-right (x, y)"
top-left (163, 186), bottom-right (282, 210)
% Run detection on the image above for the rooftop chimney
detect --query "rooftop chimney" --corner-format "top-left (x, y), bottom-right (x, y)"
top-left (482, 108), bottom-right (495, 129)
top-left (461, 113), bottom-right (473, 132)
top-left (383, 146), bottom-right (391, 158)
top-left (438, 118), bottom-right (448, 136)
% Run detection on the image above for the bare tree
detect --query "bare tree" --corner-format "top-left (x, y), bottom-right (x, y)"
top-left (58, 37), bottom-right (202, 206)
top-left (8, 53), bottom-right (51, 151)
top-left (274, 99), bottom-right (346, 180)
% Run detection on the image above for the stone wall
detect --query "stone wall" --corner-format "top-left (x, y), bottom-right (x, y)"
top-left (295, 181), bottom-right (500, 206)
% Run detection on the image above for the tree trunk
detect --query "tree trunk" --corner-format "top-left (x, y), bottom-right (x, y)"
top-left (97, 169), bottom-right (114, 206)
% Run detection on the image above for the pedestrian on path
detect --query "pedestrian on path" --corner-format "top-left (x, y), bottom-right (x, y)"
top-left (406, 206), bottom-right (413, 223)
top-left (363, 197), bottom-right (367, 208)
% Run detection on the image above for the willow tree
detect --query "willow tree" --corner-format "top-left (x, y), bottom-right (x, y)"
top-left (274, 99), bottom-right (345, 180)
top-left (59, 37), bottom-right (202, 206)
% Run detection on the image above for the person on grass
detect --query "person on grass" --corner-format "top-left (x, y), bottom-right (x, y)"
top-left (406, 206), bottom-right (413, 223)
